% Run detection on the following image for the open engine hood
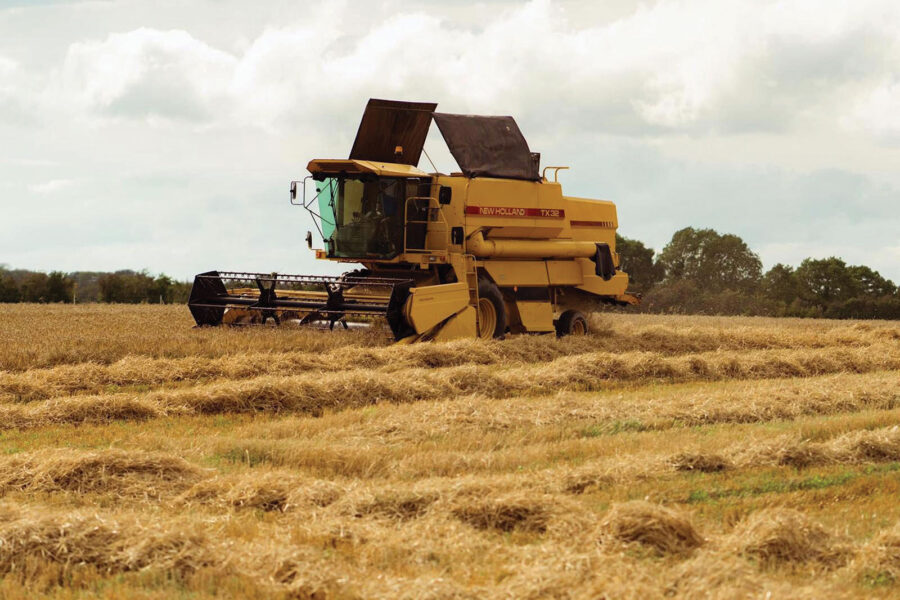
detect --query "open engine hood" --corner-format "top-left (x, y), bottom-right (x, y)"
top-left (432, 112), bottom-right (540, 181)
top-left (349, 99), bottom-right (438, 166)
top-left (348, 99), bottom-right (540, 181)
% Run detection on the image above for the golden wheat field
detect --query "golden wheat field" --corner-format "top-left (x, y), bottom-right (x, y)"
top-left (0, 304), bottom-right (899, 599)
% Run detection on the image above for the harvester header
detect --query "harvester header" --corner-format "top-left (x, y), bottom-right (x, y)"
top-left (188, 99), bottom-right (638, 341)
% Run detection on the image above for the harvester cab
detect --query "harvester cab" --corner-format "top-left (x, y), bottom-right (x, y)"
top-left (188, 99), bottom-right (639, 341)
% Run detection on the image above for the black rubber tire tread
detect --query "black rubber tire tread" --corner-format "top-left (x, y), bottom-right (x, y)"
top-left (556, 310), bottom-right (589, 337)
top-left (477, 278), bottom-right (508, 339)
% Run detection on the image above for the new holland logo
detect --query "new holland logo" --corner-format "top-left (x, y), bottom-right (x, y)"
top-left (465, 206), bottom-right (565, 218)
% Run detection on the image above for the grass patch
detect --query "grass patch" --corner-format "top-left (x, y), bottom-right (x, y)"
top-left (686, 463), bottom-right (900, 504)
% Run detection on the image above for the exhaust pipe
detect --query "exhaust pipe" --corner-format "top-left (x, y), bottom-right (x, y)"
top-left (466, 230), bottom-right (597, 259)
top-left (465, 232), bottom-right (616, 280)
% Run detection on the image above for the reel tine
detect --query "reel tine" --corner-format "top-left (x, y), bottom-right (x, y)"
top-left (188, 270), bottom-right (413, 336)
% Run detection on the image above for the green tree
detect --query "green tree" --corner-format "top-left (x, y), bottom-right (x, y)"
top-left (0, 275), bottom-right (19, 302)
top-left (98, 271), bottom-right (184, 303)
top-left (169, 280), bottom-right (192, 303)
top-left (98, 273), bottom-right (126, 302)
top-left (848, 265), bottom-right (896, 297)
top-left (19, 272), bottom-right (50, 302)
top-left (151, 275), bottom-right (173, 303)
top-left (657, 227), bottom-right (762, 292)
top-left (70, 272), bottom-right (104, 302)
top-left (762, 263), bottom-right (799, 306)
top-left (615, 233), bottom-right (663, 293)
top-left (795, 257), bottom-right (859, 308)
top-left (45, 271), bottom-right (75, 303)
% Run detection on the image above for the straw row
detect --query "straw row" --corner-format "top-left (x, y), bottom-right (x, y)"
top-left (0, 448), bottom-right (206, 498)
top-left (1, 499), bottom-right (897, 598)
top-left (2, 344), bottom-right (898, 430)
top-left (2, 320), bottom-right (894, 400)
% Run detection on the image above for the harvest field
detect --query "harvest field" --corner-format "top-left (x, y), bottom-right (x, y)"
top-left (0, 304), bottom-right (899, 599)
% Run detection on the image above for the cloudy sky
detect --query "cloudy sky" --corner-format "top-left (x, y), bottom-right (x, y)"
top-left (1, 0), bottom-right (898, 281)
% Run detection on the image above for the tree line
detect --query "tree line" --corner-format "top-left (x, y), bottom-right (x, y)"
top-left (2, 230), bottom-right (898, 320)
top-left (0, 267), bottom-right (191, 304)
top-left (617, 227), bottom-right (900, 319)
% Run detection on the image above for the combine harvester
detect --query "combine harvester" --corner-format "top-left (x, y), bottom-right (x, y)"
top-left (189, 99), bottom-right (638, 341)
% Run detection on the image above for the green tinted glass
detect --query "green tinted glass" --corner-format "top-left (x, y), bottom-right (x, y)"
top-left (316, 178), bottom-right (337, 240)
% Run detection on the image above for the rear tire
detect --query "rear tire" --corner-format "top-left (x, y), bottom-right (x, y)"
top-left (477, 279), bottom-right (507, 339)
top-left (556, 310), bottom-right (588, 337)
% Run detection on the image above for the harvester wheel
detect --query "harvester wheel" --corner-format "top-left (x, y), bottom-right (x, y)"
top-left (556, 310), bottom-right (589, 337)
top-left (477, 279), bottom-right (507, 339)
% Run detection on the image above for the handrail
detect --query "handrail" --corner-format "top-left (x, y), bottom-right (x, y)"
top-left (403, 194), bottom-right (450, 253)
top-left (541, 166), bottom-right (569, 182)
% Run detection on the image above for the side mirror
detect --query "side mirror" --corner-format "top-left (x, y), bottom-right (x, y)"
top-left (306, 231), bottom-right (313, 249)
top-left (290, 181), bottom-right (297, 202)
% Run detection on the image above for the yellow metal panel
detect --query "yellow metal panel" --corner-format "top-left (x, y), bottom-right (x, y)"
top-left (483, 261), bottom-right (550, 287)
top-left (516, 300), bottom-right (555, 332)
top-left (433, 176), bottom-right (468, 230)
top-left (307, 159), bottom-right (429, 178)
top-left (403, 282), bottom-right (470, 334)
top-left (534, 181), bottom-right (565, 238)
top-left (432, 306), bottom-right (476, 341)
top-left (465, 178), bottom-right (538, 237)
top-left (564, 196), bottom-right (619, 244)
top-left (576, 270), bottom-right (629, 296)
top-left (546, 260), bottom-right (584, 286)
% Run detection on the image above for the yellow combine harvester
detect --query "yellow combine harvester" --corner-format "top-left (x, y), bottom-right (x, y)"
top-left (189, 99), bottom-right (638, 341)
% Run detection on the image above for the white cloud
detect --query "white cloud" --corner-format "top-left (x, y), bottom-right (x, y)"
top-left (28, 178), bottom-right (78, 193)
top-left (0, 54), bottom-right (36, 125)
top-left (59, 27), bottom-right (237, 123)
top-left (1, 0), bottom-right (899, 281)
top-left (0, 56), bottom-right (15, 79)
top-left (35, 0), bottom-right (900, 140)
top-left (844, 78), bottom-right (900, 143)
top-left (1, 158), bottom-right (58, 167)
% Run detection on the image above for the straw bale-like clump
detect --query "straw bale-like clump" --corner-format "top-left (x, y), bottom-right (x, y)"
top-left (0, 506), bottom-right (217, 582)
top-left (503, 552), bottom-right (662, 600)
top-left (599, 501), bottom-right (705, 555)
top-left (347, 490), bottom-right (441, 521)
top-left (563, 471), bottom-right (616, 495)
top-left (0, 448), bottom-right (205, 498)
top-left (736, 426), bottom-right (900, 470)
top-left (559, 460), bottom-right (655, 495)
top-left (831, 426), bottom-right (900, 463)
top-left (252, 545), bottom-right (352, 596)
top-left (451, 493), bottom-right (557, 533)
top-left (739, 437), bottom-right (835, 469)
top-left (850, 522), bottom-right (900, 586)
top-left (726, 508), bottom-right (850, 568)
top-left (0, 395), bottom-right (163, 431)
top-left (178, 470), bottom-right (342, 512)
top-left (666, 552), bottom-right (765, 600)
top-left (670, 452), bottom-right (732, 472)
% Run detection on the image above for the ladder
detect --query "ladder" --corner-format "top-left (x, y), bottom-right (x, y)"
top-left (464, 254), bottom-right (479, 309)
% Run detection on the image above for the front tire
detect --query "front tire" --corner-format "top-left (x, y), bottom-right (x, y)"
top-left (477, 279), bottom-right (507, 339)
top-left (556, 310), bottom-right (588, 337)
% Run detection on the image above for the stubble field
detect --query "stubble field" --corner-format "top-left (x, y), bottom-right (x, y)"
top-left (0, 303), bottom-right (899, 599)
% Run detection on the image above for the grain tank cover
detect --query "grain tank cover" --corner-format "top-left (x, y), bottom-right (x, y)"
top-left (432, 113), bottom-right (540, 181)
top-left (349, 99), bottom-right (437, 166)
